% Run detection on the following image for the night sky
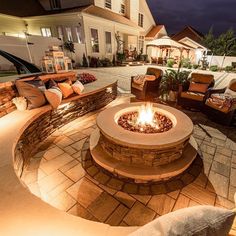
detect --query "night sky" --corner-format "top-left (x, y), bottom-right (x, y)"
top-left (147, 0), bottom-right (236, 36)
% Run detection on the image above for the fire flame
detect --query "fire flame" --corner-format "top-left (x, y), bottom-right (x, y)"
top-left (137, 103), bottom-right (156, 127)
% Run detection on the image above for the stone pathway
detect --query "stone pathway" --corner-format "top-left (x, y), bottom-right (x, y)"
top-left (21, 95), bottom-right (236, 227)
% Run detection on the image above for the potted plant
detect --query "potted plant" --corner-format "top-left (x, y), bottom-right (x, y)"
top-left (160, 68), bottom-right (191, 102)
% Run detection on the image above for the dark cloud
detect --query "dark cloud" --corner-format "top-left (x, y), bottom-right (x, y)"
top-left (147, 0), bottom-right (236, 35)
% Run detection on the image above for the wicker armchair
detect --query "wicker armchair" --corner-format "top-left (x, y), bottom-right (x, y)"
top-left (204, 79), bottom-right (236, 126)
top-left (177, 73), bottom-right (215, 110)
top-left (131, 67), bottom-right (163, 100)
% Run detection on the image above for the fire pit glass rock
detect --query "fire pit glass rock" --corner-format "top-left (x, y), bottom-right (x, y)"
top-left (117, 103), bottom-right (173, 134)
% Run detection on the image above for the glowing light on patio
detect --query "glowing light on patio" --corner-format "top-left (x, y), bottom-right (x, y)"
top-left (137, 103), bottom-right (156, 127)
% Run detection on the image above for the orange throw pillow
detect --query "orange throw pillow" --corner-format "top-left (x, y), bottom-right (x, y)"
top-left (58, 81), bottom-right (74, 98)
top-left (188, 82), bottom-right (208, 94)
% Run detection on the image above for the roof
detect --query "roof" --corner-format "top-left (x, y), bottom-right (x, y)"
top-left (82, 5), bottom-right (141, 29)
top-left (171, 26), bottom-right (204, 44)
top-left (0, 0), bottom-right (46, 17)
top-left (146, 25), bottom-right (165, 38)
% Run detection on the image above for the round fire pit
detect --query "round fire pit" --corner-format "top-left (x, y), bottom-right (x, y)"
top-left (90, 102), bottom-right (198, 183)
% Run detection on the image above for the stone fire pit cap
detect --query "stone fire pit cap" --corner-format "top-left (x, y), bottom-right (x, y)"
top-left (97, 102), bottom-right (193, 149)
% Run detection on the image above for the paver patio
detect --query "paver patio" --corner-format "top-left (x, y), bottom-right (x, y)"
top-left (21, 97), bottom-right (236, 226)
top-left (21, 67), bottom-right (236, 226)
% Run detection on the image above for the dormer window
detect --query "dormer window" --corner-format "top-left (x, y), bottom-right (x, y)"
top-left (121, 4), bottom-right (125, 14)
top-left (105, 0), bottom-right (112, 9)
top-left (138, 13), bottom-right (144, 27)
top-left (49, 0), bottom-right (61, 10)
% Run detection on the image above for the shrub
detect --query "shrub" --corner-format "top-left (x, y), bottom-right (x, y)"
top-left (82, 53), bottom-right (88, 67)
top-left (100, 58), bottom-right (113, 67)
top-left (167, 59), bottom-right (175, 68)
top-left (116, 53), bottom-right (126, 63)
top-left (225, 66), bottom-right (233, 72)
top-left (210, 65), bottom-right (218, 72)
top-left (181, 58), bottom-right (192, 69)
top-left (77, 73), bottom-right (97, 84)
top-left (193, 64), bottom-right (199, 69)
top-left (89, 57), bottom-right (99, 67)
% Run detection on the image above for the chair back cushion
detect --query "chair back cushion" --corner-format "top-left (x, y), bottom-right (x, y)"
top-left (146, 68), bottom-right (162, 78)
top-left (188, 82), bottom-right (209, 94)
top-left (191, 73), bottom-right (214, 85)
top-left (228, 79), bottom-right (236, 92)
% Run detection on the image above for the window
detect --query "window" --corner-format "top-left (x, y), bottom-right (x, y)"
top-left (91, 28), bottom-right (99, 53)
top-left (121, 4), bottom-right (125, 14)
top-left (65, 27), bottom-right (73, 41)
top-left (138, 13), bottom-right (144, 27)
top-left (105, 0), bottom-right (112, 9)
top-left (50, 0), bottom-right (61, 9)
top-left (105, 32), bottom-right (112, 53)
top-left (57, 26), bottom-right (64, 40)
top-left (138, 36), bottom-right (145, 53)
top-left (41, 27), bottom-right (52, 37)
top-left (75, 26), bottom-right (83, 44)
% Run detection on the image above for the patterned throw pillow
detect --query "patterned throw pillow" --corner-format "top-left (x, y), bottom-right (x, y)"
top-left (44, 86), bottom-right (62, 109)
top-left (72, 81), bottom-right (84, 95)
top-left (129, 206), bottom-right (236, 236)
top-left (15, 79), bottom-right (46, 109)
top-left (57, 80), bottom-right (74, 98)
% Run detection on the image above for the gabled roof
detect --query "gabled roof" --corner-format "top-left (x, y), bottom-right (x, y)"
top-left (0, 0), bottom-right (46, 17)
top-left (82, 5), bottom-right (141, 29)
top-left (146, 25), bottom-right (165, 38)
top-left (172, 26), bottom-right (204, 44)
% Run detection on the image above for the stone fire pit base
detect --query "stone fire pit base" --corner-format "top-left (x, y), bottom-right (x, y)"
top-left (90, 129), bottom-right (198, 183)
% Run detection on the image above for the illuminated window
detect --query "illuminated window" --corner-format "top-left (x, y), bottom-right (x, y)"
top-left (41, 27), bottom-right (52, 37)
top-left (91, 28), bottom-right (99, 53)
top-left (105, 31), bottom-right (112, 53)
top-left (57, 26), bottom-right (64, 40)
top-left (75, 26), bottom-right (83, 43)
top-left (138, 13), bottom-right (144, 27)
top-left (65, 27), bottom-right (73, 41)
top-left (105, 0), bottom-right (112, 9)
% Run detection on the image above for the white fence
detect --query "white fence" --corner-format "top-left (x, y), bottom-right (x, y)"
top-left (207, 55), bottom-right (236, 68)
top-left (0, 35), bottom-right (85, 70)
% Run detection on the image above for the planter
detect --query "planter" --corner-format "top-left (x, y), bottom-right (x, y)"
top-left (168, 90), bottom-right (178, 102)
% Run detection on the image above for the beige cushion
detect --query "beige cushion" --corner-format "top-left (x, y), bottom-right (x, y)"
top-left (58, 80), bottom-right (74, 98)
top-left (225, 88), bottom-right (236, 98)
top-left (129, 206), bottom-right (236, 236)
top-left (44, 87), bottom-right (62, 109)
top-left (15, 80), bottom-right (46, 109)
top-left (181, 91), bottom-right (204, 101)
top-left (72, 81), bottom-right (84, 95)
top-left (191, 73), bottom-right (214, 84)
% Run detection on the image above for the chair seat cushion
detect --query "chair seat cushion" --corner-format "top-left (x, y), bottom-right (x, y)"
top-left (132, 82), bottom-right (144, 91)
top-left (180, 91), bottom-right (204, 101)
top-left (205, 93), bottom-right (236, 113)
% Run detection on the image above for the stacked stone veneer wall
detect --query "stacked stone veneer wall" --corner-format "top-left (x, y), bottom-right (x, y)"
top-left (14, 82), bottom-right (117, 177)
top-left (0, 81), bottom-right (17, 117)
top-left (99, 132), bottom-right (190, 167)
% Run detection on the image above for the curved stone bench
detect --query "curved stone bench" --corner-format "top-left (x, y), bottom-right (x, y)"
top-left (0, 78), bottom-right (138, 236)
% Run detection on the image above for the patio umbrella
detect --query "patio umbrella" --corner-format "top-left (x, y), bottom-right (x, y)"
top-left (146, 36), bottom-right (191, 50)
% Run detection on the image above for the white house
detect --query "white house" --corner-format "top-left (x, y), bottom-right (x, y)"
top-left (0, 0), bottom-right (161, 66)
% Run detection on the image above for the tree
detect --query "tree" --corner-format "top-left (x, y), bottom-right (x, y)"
top-left (202, 28), bottom-right (236, 56)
